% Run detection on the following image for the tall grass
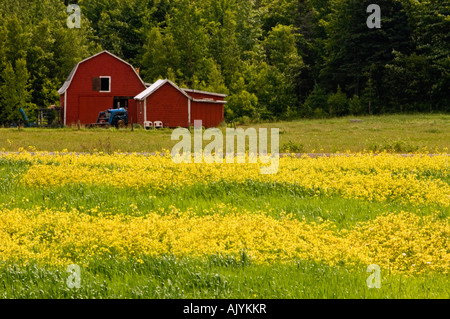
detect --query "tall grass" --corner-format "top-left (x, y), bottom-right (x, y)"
top-left (0, 256), bottom-right (448, 298)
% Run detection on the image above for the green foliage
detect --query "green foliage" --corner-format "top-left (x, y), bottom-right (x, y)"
top-left (348, 94), bottom-right (363, 115)
top-left (0, 63), bottom-right (18, 123)
top-left (225, 77), bottom-right (258, 120)
top-left (259, 0), bottom-right (298, 31)
top-left (367, 138), bottom-right (420, 153)
top-left (0, 59), bottom-right (33, 124)
top-left (360, 75), bottom-right (378, 115)
top-left (318, 0), bottom-right (448, 114)
top-left (312, 107), bottom-right (329, 119)
top-left (264, 24), bottom-right (303, 76)
top-left (280, 140), bottom-right (304, 153)
top-left (164, 0), bottom-right (210, 84)
top-left (0, 0), bottom-right (98, 125)
top-left (0, 0), bottom-right (449, 123)
top-left (410, 0), bottom-right (450, 110)
top-left (327, 85), bottom-right (348, 117)
top-left (384, 52), bottom-right (434, 112)
top-left (302, 83), bottom-right (328, 116)
top-left (80, 0), bottom-right (156, 65)
top-left (197, 58), bottom-right (228, 94)
top-left (140, 26), bottom-right (178, 83)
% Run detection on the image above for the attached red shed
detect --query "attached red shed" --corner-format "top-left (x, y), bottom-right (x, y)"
top-left (58, 50), bottom-right (146, 125)
top-left (183, 88), bottom-right (227, 128)
top-left (134, 79), bottom-right (226, 128)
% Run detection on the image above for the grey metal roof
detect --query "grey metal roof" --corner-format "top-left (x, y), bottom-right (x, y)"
top-left (182, 88), bottom-right (227, 98)
top-left (57, 64), bottom-right (78, 95)
top-left (134, 79), bottom-right (192, 101)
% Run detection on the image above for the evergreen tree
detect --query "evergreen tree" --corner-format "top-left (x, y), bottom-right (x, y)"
top-left (165, 0), bottom-right (210, 85)
top-left (348, 94), bottom-right (363, 115)
top-left (3, 16), bottom-right (29, 65)
top-left (140, 26), bottom-right (174, 82)
top-left (322, 0), bottom-right (412, 101)
top-left (408, 0), bottom-right (450, 111)
top-left (302, 83), bottom-right (328, 116)
top-left (0, 59), bottom-right (33, 124)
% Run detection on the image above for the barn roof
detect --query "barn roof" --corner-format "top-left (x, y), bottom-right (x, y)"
top-left (134, 79), bottom-right (192, 101)
top-left (182, 88), bottom-right (227, 98)
top-left (57, 50), bottom-right (145, 95)
top-left (135, 79), bottom-right (228, 104)
top-left (192, 98), bottom-right (227, 104)
top-left (57, 64), bottom-right (78, 95)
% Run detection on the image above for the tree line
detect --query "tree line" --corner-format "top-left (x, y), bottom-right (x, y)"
top-left (0, 0), bottom-right (448, 124)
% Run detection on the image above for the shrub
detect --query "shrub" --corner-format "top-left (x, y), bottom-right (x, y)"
top-left (236, 115), bottom-right (251, 125)
top-left (280, 140), bottom-right (304, 153)
top-left (367, 139), bottom-right (420, 153)
top-left (302, 83), bottom-right (328, 116)
top-left (348, 94), bottom-right (363, 115)
top-left (327, 85), bottom-right (348, 117)
top-left (313, 107), bottom-right (328, 118)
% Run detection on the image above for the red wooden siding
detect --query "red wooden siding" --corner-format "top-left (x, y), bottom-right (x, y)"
top-left (78, 96), bottom-right (112, 124)
top-left (145, 82), bottom-right (189, 128)
top-left (60, 94), bottom-right (64, 108)
top-left (191, 101), bottom-right (224, 128)
top-left (136, 100), bottom-right (145, 125)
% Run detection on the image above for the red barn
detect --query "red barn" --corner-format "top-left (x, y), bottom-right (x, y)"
top-left (58, 50), bottom-right (226, 128)
top-left (58, 50), bottom-right (146, 125)
top-left (134, 79), bottom-right (226, 128)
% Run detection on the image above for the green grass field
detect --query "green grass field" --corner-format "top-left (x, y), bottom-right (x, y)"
top-left (1, 113), bottom-right (449, 154)
top-left (0, 114), bottom-right (448, 299)
top-left (0, 175), bottom-right (448, 299)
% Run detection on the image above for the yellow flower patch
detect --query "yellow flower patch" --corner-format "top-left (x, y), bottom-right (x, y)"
top-left (9, 151), bottom-right (450, 206)
top-left (0, 207), bottom-right (447, 275)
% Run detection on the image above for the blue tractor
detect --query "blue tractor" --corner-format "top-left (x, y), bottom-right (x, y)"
top-left (19, 108), bottom-right (31, 127)
top-left (18, 108), bottom-right (38, 127)
top-left (87, 108), bottom-right (128, 128)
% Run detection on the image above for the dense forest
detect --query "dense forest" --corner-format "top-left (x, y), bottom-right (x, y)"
top-left (0, 0), bottom-right (448, 124)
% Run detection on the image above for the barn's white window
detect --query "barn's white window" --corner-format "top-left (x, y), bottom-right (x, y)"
top-left (100, 76), bottom-right (111, 92)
